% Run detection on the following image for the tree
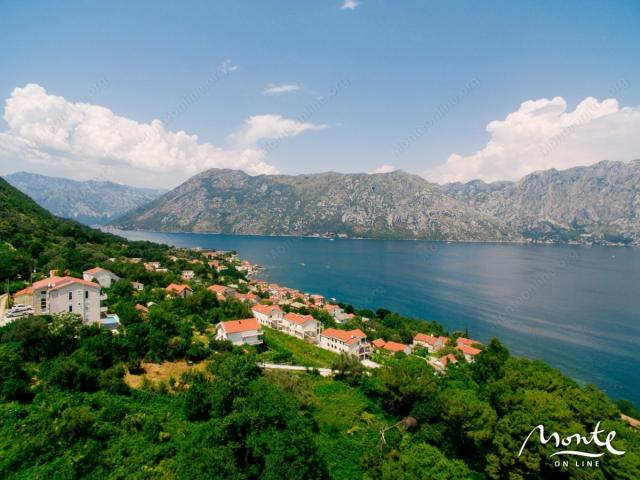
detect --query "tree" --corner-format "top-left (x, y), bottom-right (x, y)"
top-left (471, 337), bottom-right (509, 385)
top-left (379, 443), bottom-right (471, 480)
top-left (439, 388), bottom-right (497, 462)
top-left (0, 343), bottom-right (32, 401)
top-left (184, 373), bottom-right (213, 421)
top-left (331, 352), bottom-right (365, 385)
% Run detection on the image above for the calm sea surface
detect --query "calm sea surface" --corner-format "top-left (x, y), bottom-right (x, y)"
top-left (115, 230), bottom-right (640, 405)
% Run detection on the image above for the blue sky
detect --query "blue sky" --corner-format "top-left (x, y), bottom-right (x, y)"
top-left (0, 0), bottom-right (639, 187)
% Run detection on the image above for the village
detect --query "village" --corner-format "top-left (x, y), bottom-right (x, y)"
top-left (1, 246), bottom-right (484, 375)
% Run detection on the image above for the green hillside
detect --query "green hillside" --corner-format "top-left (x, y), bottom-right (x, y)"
top-left (0, 177), bottom-right (165, 291)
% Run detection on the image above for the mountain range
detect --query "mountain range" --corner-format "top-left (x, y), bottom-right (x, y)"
top-left (441, 159), bottom-right (640, 244)
top-left (6, 160), bottom-right (639, 244)
top-left (113, 169), bottom-right (517, 241)
top-left (4, 172), bottom-right (165, 225)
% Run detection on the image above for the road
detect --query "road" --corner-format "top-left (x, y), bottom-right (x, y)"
top-left (258, 362), bottom-right (334, 377)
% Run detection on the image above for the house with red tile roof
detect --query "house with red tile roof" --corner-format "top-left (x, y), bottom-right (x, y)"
top-left (208, 284), bottom-right (235, 301)
top-left (439, 353), bottom-right (458, 367)
top-left (319, 328), bottom-right (371, 360)
top-left (15, 275), bottom-right (102, 324)
top-left (281, 312), bottom-right (322, 341)
top-left (456, 337), bottom-right (481, 347)
top-left (216, 318), bottom-right (263, 346)
top-left (456, 343), bottom-right (482, 362)
top-left (165, 283), bottom-right (193, 298)
top-left (252, 304), bottom-right (284, 329)
top-left (324, 303), bottom-right (344, 318)
top-left (309, 294), bottom-right (324, 305)
top-left (413, 333), bottom-right (445, 353)
top-left (372, 339), bottom-right (412, 355)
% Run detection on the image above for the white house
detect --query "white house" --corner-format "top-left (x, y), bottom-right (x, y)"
top-left (252, 304), bottom-right (284, 329)
top-left (17, 275), bottom-right (102, 324)
top-left (281, 312), bottom-right (322, 341)
top-left (181, 270), bottom-right (196, 281)
top-left (216, 318), bottom-right (263, 346)
top-left (319, 328), bottom-right (371, 360)
top-left (83, 267), bottom-right (120, 288)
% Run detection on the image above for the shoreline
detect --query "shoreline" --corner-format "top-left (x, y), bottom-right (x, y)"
top-left (103, 227), bottom-right (637, 248)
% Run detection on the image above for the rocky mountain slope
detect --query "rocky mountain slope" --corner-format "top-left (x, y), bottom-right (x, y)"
top-left (441, 160), bottom-right (640, 244)
top-left (114, 169), bottom-right (517, 241)
top-left (4, 172), bottom-right (165, 225)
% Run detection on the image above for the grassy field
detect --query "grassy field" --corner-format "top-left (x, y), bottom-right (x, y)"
top-left (125, 360), bottom-right (206, 389)
top-left (259, 326), bottom-right (340, 368)
top-left (264, 372), bottom-right (393, 480)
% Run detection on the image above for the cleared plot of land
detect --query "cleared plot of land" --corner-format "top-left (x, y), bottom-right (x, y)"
top-left (259, 326), bottom-right (339, 368)
top-left (124, 360), bottom-right (206, 388)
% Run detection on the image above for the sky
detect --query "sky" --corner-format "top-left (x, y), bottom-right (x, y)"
top-left (0, 0), bottom-right (639, 188)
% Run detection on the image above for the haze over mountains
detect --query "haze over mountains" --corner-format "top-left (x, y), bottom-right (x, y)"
top-left (4, 172), bottom-right (165, 225)
top-left (6, 160), bottom-right (640, 244)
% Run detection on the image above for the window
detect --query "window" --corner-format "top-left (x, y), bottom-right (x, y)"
top-left (40, 298), bottom-right (46, 311)
top-left (68, 305), bottom-right (73, 312)
top-left (68, 292), bottom-right (73, 300)
top-left (85, 291), bottom-right (89, 299)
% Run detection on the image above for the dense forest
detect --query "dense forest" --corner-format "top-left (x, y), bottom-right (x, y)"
top-left (1, 177), bottom-right (639, 479)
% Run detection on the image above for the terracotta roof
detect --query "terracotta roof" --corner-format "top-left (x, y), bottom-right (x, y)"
top-left (456, 344), bottom-right (482, 356)
top-left (414, 333), bottom-right (441, 346)
top-left (284, 312), bottom-right (315, 325)
top-left (383, 341), bottom-right (409, 353)
top-left (32, 276), bottom-right (99, 291)
top-left (219, 318), bottom-right (260, 334)
top-left (324, 304), bottom-right (341, 313)
top-left (252, 304), bottom-right (282, 315)
top-left (14, 286), bottom-right (32, 297)
top-left (440, 354), bottom-right (458, 366)
top-left (83, 267), bottom-right (103, 275)
top-left (456, 337), bottom-right (481, 347)
top-left (208, 284), bottom-right (227, 293)
top-left (135, 304), bottom-right (149, 313)
top-left (321, 328), bottom-right (366, 345)
top-left (372, 338), bottom-right (387, 348)
top-left (166, 283), bottom-right (192, 294)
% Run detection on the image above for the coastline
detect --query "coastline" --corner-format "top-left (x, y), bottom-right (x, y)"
top-left (102, 227), bottom-right (637, 248)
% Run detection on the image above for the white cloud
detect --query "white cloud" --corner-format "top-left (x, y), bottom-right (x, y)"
top-left (230, 114), bottom-right (327, 147)
top-left (369, 164), bottom-right (396, 174)
top-left (340, 0), bottom-right (360, 10)
top-left (0, 84), bottom-right (324, 188)
top-left (263, 84), bottom-right (301, 95)
top-left (426, 96), bottom-right (640, 183)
